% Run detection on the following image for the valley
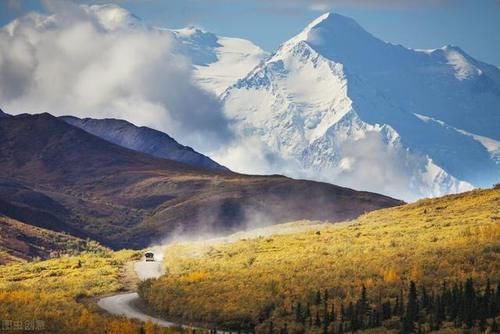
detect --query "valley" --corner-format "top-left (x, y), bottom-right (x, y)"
top-left (0, 3), bottom-right (498, 334)
top-left (0, 187), bottom-right (497, 333)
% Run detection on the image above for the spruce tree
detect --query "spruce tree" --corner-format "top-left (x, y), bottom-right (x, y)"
top-left (394, 296), bottom-right (400, 317)
top-left (315, 311), bottom-right (321, 327)
top-left (463, 278), bottom-right (476, 328)
top-left (296, 301), bottom-right (303, 323)
top-left (316, 290), bottom-right (322, 305)
top-left (407, 281), bottom-right (419, 324)
top-left (282, 322), bottom-right (288, 334)
top-left (340, 303), bottom-right (345, 323)
top-left (358, 285), bottom-right (369, 318)
top-left (381, 300), bottom-right (391, 320)
top-left (330, 303), bottom-right (336, 322)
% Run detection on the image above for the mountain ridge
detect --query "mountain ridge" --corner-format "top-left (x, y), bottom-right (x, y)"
top-left (61, 115), bottom-right (227, 171)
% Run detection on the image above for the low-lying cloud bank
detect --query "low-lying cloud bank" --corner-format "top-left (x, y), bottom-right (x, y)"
top-left (0, 1), bottom-right (231, 153)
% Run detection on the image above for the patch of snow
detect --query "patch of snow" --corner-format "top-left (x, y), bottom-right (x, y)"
top-left (173, 27), bottom-right (269, 95)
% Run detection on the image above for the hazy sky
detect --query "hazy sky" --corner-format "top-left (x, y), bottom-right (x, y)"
top-left (2, 0), bottom-right (500, 66)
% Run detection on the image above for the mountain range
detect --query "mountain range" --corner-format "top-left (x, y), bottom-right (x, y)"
top-left (221, 13), bottom-right (500, 200)
top-left (2, 4), bottom-right (498, 201)
top-left (85, 5), bottom-right (500, 200)
top-left (0, 113), bottom-right (400, 258)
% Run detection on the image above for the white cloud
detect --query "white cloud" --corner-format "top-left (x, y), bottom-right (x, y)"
top-left (0, 2), bottom-right (232, 153)
top-left (213, 135), bottom-right (304, 176)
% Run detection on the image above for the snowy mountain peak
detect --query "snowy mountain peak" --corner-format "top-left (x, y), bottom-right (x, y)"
top-left (221, 12), bottom-right (499, 201)
top-left (285, 12), bottom-right (372, 50)
top-left (173, 26), bottom-right (269, 95)
top-left (173, 27), bottom-right (220, 49)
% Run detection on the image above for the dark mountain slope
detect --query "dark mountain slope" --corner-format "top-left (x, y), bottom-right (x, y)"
top-left (61, 115), bottom-right (226, 170)
top-left (0, 113), bottom-right (403, 250)
top-left (0, 109), bottom-right (11, 118)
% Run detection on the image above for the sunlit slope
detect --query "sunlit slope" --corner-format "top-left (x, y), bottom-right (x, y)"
top-left (0, 250), bottom-right (141, 333)
top-left (0, 215), bottom-right (106, 264)
top-left (139, 188), bottom-right (500, 331)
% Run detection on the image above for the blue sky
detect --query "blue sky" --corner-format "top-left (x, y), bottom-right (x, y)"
top-left (1, 0), bottom-right (500, 66)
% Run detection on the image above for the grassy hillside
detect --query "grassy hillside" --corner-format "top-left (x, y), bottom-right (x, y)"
top-left (0, 215), bottom-right (106, 264)
top-left (0, 250), bottom-right (182, 334)
top-left (139, 188), bottom-right (500, 333)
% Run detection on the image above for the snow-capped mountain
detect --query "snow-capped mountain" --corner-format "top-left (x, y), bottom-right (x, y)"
top-left (172, 27), bottom-right (269, 95)
top-left (221, 13), bottom-right (500, 200)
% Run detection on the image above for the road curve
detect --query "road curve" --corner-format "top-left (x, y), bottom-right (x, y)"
top-left (97, 247), bottom-right (186, 328)
top-left (98, 248), bottom-right (236, 333)
top-left (98, 292), bottom-right (181, 328)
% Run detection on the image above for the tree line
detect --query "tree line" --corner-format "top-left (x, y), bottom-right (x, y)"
top-left (268, 278), bottom-right (500, 334)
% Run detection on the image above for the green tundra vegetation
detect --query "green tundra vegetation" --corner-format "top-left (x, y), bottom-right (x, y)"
top-left (139, 188), bottom-right (500, 333)
top-left (0, 250), bottom-right (185, 334)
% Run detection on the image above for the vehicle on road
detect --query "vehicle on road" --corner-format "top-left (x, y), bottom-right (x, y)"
top-left (144, 252), bottom-right (155, 262)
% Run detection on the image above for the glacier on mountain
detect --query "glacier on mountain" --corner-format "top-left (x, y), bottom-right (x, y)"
top-left (220, 12), bottom-right (499, 200)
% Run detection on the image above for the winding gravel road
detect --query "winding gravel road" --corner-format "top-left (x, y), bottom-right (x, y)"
top-left (98, 292), bottom-right (180, 327)
top-left (97, 248), bottom-right (240, 333)
top-left (97, 248), bottom-right (185, 328)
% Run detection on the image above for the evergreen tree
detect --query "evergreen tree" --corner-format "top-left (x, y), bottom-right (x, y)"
top-left (340, 303), bottom-right (345, 323)
top-left (349, 302), bottom-right (358, 332)
top-left (433, 295), bottom-right (444, 330)
top-left (282, 322), bottom-right (288, 334)
top-left (463, 278), bottom-right (476, 328)
top-left (407, 281), bottom-right (419, 324)
top-left (323, 315), bottom-right (329, 334)
top-left (295, 301), bottom-right (303, 323)
top-left (394, 296), bottom-right (400, 317)
top-left (330, 303), bottom-right (336, 322)
top-left (450, 282), bottom-right (460, 321)
top-left (316, 290), bottom-right (322, 305)
top-left (401, 281), bottom-right (418, 333)
top-left (315, 311), bottom-right (321, 327)
top-left (381, 300), bottom-right (391, 321)
top-left (358, 285), bottom-right (369, 317)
